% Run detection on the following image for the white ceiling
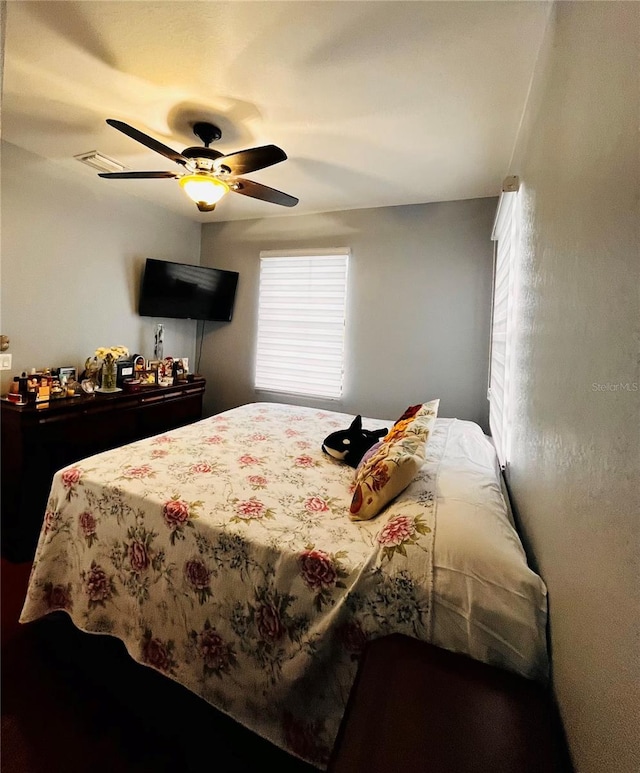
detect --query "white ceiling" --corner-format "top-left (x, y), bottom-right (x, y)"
top-left (2, 1), bottom-right (550, 222)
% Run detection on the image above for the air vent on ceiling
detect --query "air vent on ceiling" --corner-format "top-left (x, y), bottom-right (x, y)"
top-left (74, 150), bottom-right (126, 173)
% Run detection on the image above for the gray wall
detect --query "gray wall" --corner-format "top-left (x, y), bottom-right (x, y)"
top-left (199, 197), bottom-right (495, 427)
top-left (1, 142), bottom-right (201, 392)
top-left (506, 3), bottom-right (639, 772)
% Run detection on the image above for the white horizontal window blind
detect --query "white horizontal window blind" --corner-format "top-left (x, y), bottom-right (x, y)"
top-left (255, 249), bottom-right (349, 399)
top-left (489, 177), bottom-right (520, 468)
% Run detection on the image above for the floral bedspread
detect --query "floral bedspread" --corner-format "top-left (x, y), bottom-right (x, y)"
top-left (20, 402), bottom-right (447, 768)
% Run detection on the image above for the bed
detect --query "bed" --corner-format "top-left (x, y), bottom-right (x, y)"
top-left (20, 401), bottom-right (548, 768)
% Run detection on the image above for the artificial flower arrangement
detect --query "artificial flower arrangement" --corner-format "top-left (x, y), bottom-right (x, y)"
top-left (94, 345), bottom-right (129, 362)
top-left (82, 346), bottom-right (130, 392)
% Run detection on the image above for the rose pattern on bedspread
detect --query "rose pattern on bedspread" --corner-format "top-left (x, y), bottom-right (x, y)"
top-left (20, 402), bottom-right (448, 769)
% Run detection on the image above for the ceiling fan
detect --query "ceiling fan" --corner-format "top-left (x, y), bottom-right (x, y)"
top-left (98, 119), bottom-right (298, 212)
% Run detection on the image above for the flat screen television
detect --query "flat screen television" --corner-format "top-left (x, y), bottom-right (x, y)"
top-left (139, 258), bottom-right (239, 322)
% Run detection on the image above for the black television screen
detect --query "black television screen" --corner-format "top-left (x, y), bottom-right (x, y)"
top-left (139, 259), bottom-right (239, 322)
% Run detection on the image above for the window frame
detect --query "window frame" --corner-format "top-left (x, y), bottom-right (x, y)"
top-left (254, 248), bottom-right (350, 401)
top-left (488, 176), bottom-right (520, 468)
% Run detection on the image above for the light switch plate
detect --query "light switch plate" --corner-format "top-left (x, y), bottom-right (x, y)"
top-left (0, 353), bottom-right (12, 370)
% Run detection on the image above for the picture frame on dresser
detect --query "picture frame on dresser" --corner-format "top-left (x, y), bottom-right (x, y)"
top-left (138, 369), bottom-right (158, 387)
top-left (58, 366), bottom-right (77, 385)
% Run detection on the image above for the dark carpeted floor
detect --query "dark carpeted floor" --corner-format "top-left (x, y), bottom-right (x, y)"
top-left (1, 558), bottom-right (318, 773)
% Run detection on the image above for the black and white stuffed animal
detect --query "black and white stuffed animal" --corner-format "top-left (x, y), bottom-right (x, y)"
top-left (322, 415), bottom-right (388, 468)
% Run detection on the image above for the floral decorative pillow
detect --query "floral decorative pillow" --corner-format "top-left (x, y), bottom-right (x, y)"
top-left (349, 400), bottom-right (440, 521)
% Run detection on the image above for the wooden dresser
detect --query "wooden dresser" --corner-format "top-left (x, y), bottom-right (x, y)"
top-left (1, 378), bottom-right (205, 563)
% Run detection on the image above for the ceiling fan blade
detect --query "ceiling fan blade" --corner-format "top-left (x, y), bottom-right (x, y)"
top-left (98, 171), bottom-right (179, 179)
top-left (231, 178), bottom-right (298, 207)
top-left (215, 145), bottom-right (287, 176)
top-left (106, 119), bottom-right (187, 166)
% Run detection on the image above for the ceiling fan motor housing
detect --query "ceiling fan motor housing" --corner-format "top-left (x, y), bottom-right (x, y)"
top-left (182, 145), bottom-right (225, 173)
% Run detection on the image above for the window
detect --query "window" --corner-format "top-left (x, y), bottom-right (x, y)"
top-left (488, 176), bottom-right (520, 468)
top-left (255, 249), bottom-right (349, 399)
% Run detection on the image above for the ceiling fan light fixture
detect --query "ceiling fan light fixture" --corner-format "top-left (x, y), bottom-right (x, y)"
top-left (196, 201), bottom-right (217, 212)
top-left (179, 174), bottom-right (229, 208)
